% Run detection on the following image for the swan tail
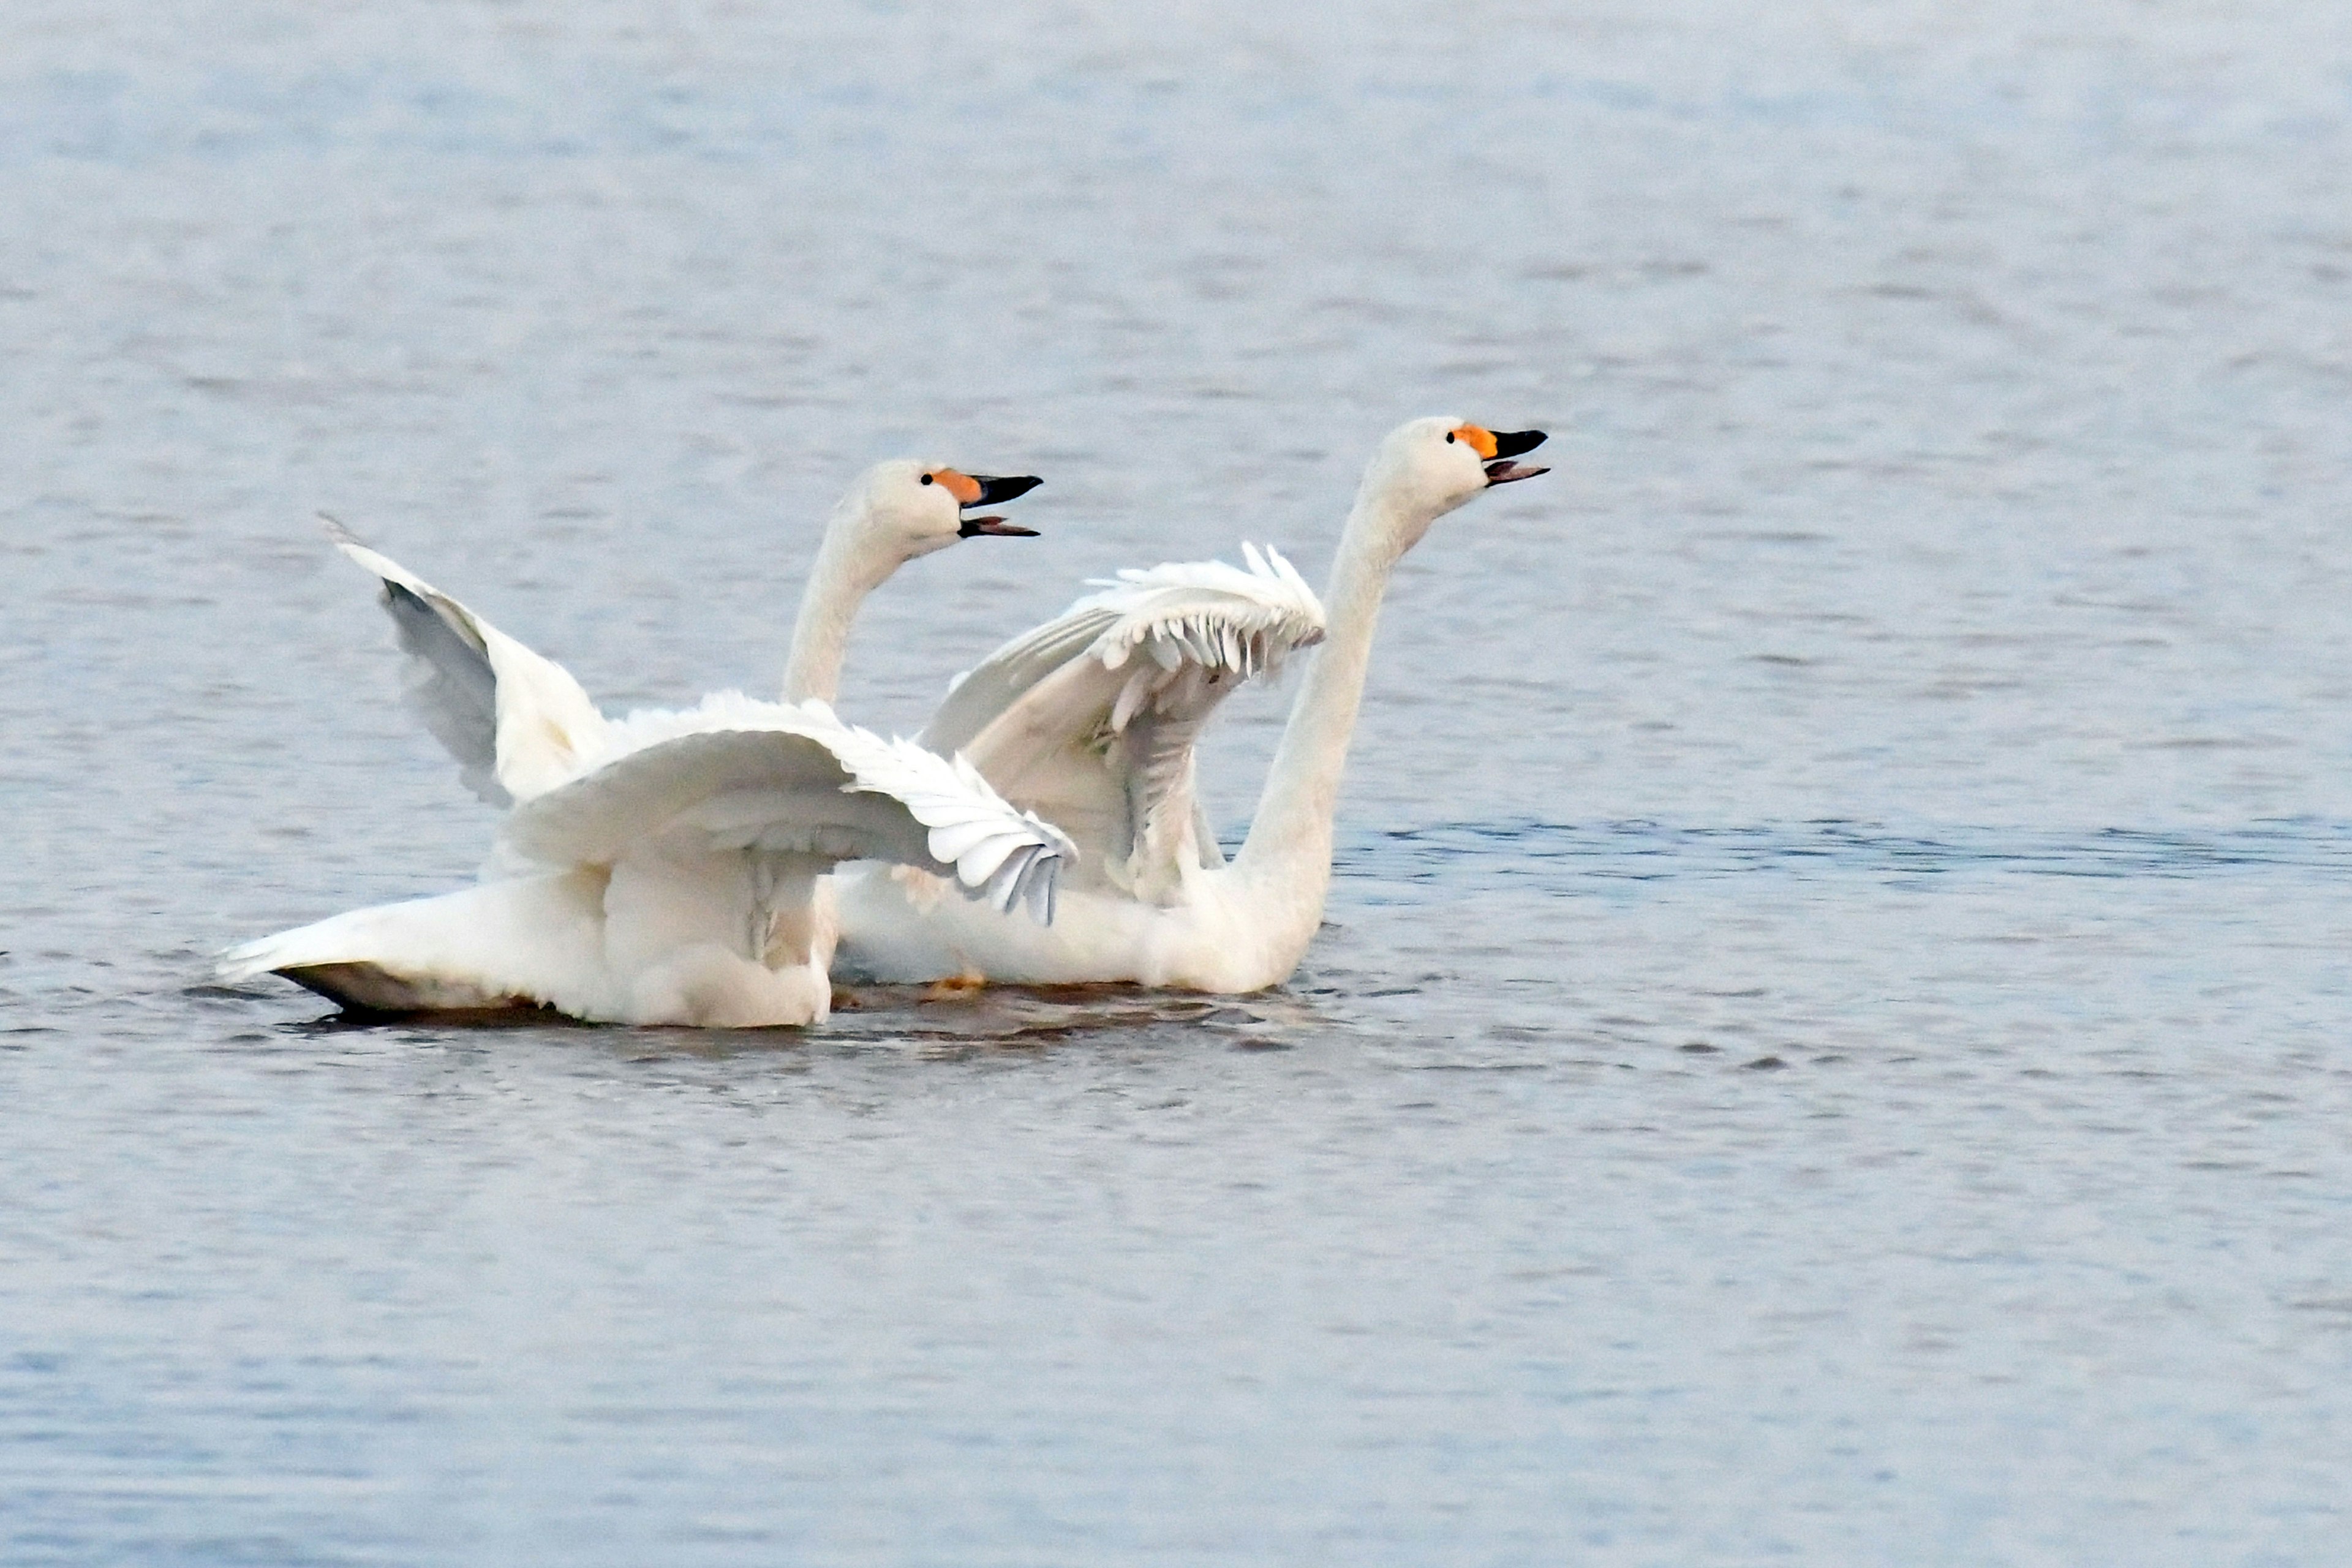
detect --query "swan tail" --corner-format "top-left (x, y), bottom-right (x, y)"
top-left (219, 872), bottom-right (617, 1017)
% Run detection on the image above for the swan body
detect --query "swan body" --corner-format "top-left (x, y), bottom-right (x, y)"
top-left (226, 460), bottom-right (1053, 1025)
top-left (834, 416), bottom-right (1548, 992)
top-left (222, 695), bottom-right (1070, 1025)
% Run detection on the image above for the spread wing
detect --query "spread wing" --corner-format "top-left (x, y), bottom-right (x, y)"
top-left (325, 518), bottom-right (608, 806)
top-left (503, 694), bottom-right (1069, 922)
top-left (919, 544), bottom-right (1324, 903)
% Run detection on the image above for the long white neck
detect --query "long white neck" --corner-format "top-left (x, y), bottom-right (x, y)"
top-left (782, 494), bottom-right (892, 704)
top-left (1232, 472), bottom-right (1417, 921)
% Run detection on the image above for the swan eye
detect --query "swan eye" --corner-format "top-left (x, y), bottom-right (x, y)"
top-left (919, 472), bottom-right (935, 485)
top-left (1444, 432), bottom-right (1455, 443)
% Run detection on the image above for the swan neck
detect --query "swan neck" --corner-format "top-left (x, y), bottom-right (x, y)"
top-left (1235, 479), bottom-right (1409, 888)
top-left (782, 497), bottom-right (891, 704)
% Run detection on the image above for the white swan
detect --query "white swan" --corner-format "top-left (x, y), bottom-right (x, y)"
top-left (222, 461), bottom-right (1063, 1027)
top-left (832, 416), bottom-right (1548, 990)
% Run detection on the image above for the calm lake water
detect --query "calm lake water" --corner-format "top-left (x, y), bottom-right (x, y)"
top-left (6, 2), bottom-right (2351, 1562)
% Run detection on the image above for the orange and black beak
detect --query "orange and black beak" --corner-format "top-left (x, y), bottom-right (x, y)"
top-left (1485, 429), bottom-right (1548, 486)
top-left (933, 469), bottom-right (1044, 537)
top-left (1452, 425), bottom-right (1550, 486)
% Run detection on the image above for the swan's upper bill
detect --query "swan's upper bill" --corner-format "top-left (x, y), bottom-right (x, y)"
top-left (930, 469), bottom-right (1045, 537)
top-left (1449, 424), bottom-right (1550, 486)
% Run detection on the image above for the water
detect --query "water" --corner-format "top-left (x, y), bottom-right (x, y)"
top-left (6, 2), bottom-right (2351, 1561)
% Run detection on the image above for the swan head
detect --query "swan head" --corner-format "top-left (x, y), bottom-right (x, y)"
top-left (850, 458), bottom-right (1044, 567)
top-left (1363, 416), bottom-right (1549, 552)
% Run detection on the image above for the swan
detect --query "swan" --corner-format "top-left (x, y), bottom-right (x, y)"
top-left (221, 460), bottom-right (1065, 1027)
top-left (832, 415), bottom-right (1548, 991)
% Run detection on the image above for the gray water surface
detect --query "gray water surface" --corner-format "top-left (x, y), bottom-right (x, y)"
top-left (6, 2), bottom-right (2351, 1562)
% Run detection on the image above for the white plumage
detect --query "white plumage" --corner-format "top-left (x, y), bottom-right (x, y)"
top-left (916, 542), bottom-right (1327, 904)
top-left (834, 416), bottom-right (1548, 993)
top-left (507, 694), bottom-right (1065, 924)
top-left (324, 518), bottom-right (609, 806)
top-left (224, 460), bottom-right (1060, 1027)
top-left (221, 693), bottom-right (1069, 1026)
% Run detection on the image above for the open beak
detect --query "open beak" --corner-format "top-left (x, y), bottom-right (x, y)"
top-left (959, 515), bottom-right (1038, 537)
top-left (1482, 429), bottom-right (1548, 486)
top-left (946, 471), bottom-right (1044, 537)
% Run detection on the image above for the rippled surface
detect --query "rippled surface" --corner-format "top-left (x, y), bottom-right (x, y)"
top-left (6, 2), bottom-right (2352, 1561)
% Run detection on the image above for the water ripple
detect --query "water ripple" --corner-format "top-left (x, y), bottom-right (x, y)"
top-left (1370, 818), bottom-right (2352, 884)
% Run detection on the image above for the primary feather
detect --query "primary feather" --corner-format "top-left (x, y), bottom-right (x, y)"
top-left (325, 519), bottom-right (608, 806)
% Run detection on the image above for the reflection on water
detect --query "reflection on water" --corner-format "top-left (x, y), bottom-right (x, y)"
top-left (217, 967), bottom-right (1341, 1053)
top-left (826, 984), bottom-right (1336, 1054)
top-left (7, 0), bottom-right (2352, 1562)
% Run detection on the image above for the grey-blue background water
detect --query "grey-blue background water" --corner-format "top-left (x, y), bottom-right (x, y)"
top-left (6, 2), bottom-right (2350, 1562)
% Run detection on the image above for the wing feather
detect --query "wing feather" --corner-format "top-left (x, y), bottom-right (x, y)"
top-left (915, 545), bottom-right (1325, 902)
top-left (325, 518), bottom-right (609, 805)
top-left (923, 608), bottom-right (1122, 757)
top-left (502, 693), bottom-right (1069, 919)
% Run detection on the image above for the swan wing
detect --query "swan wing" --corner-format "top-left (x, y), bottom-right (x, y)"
top-left (504, 695), bottom-right (1070, 921)
top-left (326, 519), bottom-right (608, 806)
top-left (918, 545), bottom-right (1325, 901)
